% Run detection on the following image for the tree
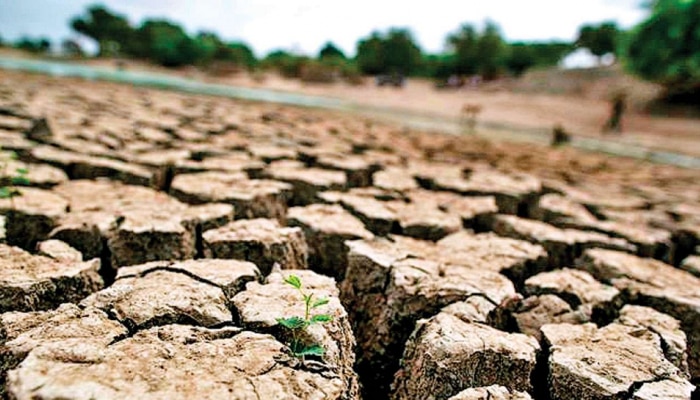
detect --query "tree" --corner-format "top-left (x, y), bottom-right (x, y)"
top-left (447, 24), bottom-right (480, 75)
top-left (70, 6), bottom-right (135, 56)
top-left (506, 41), bottom-right (573, 76)
top-left (476, 21), bottom-right (508, 79)
top-left (446, 22), bottom-right (508, 79)
top-left (576, 21), bottom-right (619, 59)
top-left (624, 0), bottom-right (700, 102)
top-left (263, 50), bottom-right (309, 78)
top-left (194, 31), bottom-right (224, 65)
top-left (355, 28), bottom-right (422, 75)
top-left (14, 37), bottom-right (51, 53)
top-left (220, 42), bottom-right (257, 68)
top-left (383, 29), bottom-right (423, 75)
top-left (356, 32), bottom-right (384, 74)
top-left (134, 20), bottom-right (200, 66)
top-left (319, 42), bottom-right (346, 60)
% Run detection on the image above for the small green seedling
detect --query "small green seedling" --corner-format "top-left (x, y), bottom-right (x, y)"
top-left (276, 274), bottom-right (333, 359)
top-left (0, 151), bottom-right (29, 207)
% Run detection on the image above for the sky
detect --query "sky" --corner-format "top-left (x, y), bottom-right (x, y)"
top-left (0, 0), bottom-right (648, 57)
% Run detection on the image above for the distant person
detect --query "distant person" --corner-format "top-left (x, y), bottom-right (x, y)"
top-left (603, 92), bottom-right (627, 134)
top-left (551, 124), bottom-right (571, 146)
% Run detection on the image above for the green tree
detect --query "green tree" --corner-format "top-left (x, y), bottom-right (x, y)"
top-left (355, 29), bottom-right (422, 75)
top-left (219, 42), bottom-right (257, 68)
top-left (319, 42), bottom-right (346, 60)
top-left (506, 44), bottom-right (537, 76)
top-left (447, 24), bottom-right (479, 75)
top-left (576, 21), bottom-right (619, 59)
top-left (383, 29), bottom-right (423, 75)
top-left (446, 22), bottom-right (509, 79)
top-left (476, 21), bottom-right (508, 79)
top-left (356, 32), bottom-right (385, 74)
top-left (70, 6), bottom-right (135, 56)
top-left (505, 41), bottom-right (573, 76)
top-left (624, 0), bottom-right (700, 101)
top-left (194, 31), bottom-right (224, 64)
top-left (15, 37), bottom-right (51, 53)
top-left (263, 50), bottom-right (309, 78)
top-left (134, 20), bottom-right (200, 66)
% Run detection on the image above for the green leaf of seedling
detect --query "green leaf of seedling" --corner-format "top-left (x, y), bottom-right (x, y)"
top-left (11, 176), bottom-right (30, 186)
top-left (297, 344), bottom-right (325, 357)
top-left (7, 152), bottom-right (17, 160)
top-left (15, 168), bottom-right (28, 175)
top-left (0, 187), bottom-right (11, 199)
top-left (276, 316), bottom-right (307, 330)
top-left (284, 275), bottom-right (302, 289)
top-left (312, 297), bottom-right (329, 308)
top-left (310, 314), bottom-right (332, 324)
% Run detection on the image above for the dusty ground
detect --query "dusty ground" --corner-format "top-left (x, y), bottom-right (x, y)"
top-left (3, 49), bottom-right (698, 157)
top-left (0, 69), bottom-right (698, 399)
top-left (82, 55), bottom-right (700, 158)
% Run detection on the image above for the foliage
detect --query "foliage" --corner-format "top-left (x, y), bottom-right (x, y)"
top-left (262, 50), bottom-right (309, 78)
top-left (576, 21), bottom-right (619, 58)
top-left (446, 22), bottom-right (510, 80)
top-left (0, 151), bottom-right (28, 205)
top-left (355, 28), bottom-right (423, 75)
top-left (14, 37), bottom-right (51, 53)
top-left (70, 6), bottom-right (134, 56)
top-left (506, 42), bottom-right (573, 76)
top-left (132, 20), bottom-right (200, 67)
top-left (447, 24), bottom-right (480, 76)
top-left (623, 0), bottom-right (700, 102)
top-left (276, 275), bottom-right (332, 359)
top-left (69, 5), bottom-right (258, 68)
top-left (319, 42), bottom-right (346, 60)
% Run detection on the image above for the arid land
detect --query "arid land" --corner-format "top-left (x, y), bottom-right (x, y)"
top-left (0, 67), bottom-right (698, 399)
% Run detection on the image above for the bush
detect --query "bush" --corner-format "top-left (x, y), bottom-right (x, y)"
top-left (624, 0), bottom-right (700, 102)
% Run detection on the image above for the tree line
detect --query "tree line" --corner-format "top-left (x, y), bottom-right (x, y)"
top-left (2, 1), bottom-right (697, 101)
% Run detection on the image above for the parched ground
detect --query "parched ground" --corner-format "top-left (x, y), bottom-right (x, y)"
top-left (0, 68), bottom-right (698, 400)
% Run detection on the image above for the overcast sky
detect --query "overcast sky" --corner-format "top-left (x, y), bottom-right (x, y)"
top-left (0, 0), bottom-right (648, 57)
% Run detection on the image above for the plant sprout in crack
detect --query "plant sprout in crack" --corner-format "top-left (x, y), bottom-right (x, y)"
top-left (276, 274), bottom-right (333, 359)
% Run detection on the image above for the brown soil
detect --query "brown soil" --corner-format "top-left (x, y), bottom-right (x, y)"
top-left (0, 68), bottom-right (698, 400)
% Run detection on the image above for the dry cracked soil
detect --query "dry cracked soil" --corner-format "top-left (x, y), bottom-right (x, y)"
top-left (0, 69), bottom-right (698, 400)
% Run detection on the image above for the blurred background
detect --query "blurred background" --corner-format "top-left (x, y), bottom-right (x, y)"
top-left (0, 0), bottom-right (697, 152)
